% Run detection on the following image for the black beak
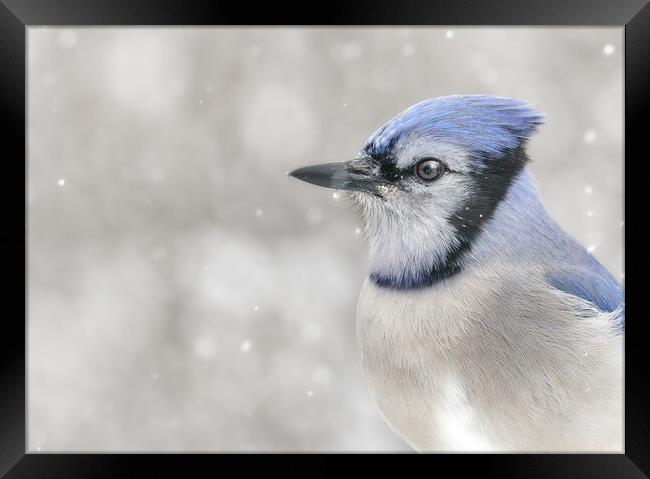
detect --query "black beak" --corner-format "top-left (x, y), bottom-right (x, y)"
top-left (289, 160), bottom-right (382, 195)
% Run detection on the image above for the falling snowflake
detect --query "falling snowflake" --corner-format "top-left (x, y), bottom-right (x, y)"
top-left (255, 209), bottom-right (263, 217)
top-left (194, 337), bottom-right (216, 358)
top-left (57, 178), bottom-right (66, 187)
top-left (587, 245), bottom-right (596, 253)
top-left (583, 130), bottom-right (597, 144)
top-left (446, 30), bottom-right (454, 39)
top-left (306, 390), bottom-right (314, 397)
top-left (240, 340), bottom-right (252, 353)
top-left (332, 191), bottom-right (340, 200)
top-left (584, 186), bottom-right (593, 195)
top-left (603, 44), bottom-right (615, 56)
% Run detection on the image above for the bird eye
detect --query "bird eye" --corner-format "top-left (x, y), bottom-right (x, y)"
top-left (415, 159), bottom-right (443, 181)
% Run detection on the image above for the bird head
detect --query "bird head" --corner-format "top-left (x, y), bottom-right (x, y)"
top-left (290, 95), bottom-right (544, 288)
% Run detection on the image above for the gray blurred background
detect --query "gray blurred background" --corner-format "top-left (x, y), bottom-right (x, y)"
top-left (27, 27), bottom-right (623, 452)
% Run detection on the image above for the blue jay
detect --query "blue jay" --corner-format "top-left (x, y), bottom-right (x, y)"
top-left (290, 95), bottom-right (623, 452)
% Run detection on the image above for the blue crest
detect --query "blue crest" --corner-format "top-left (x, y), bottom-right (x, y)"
top-left (364, 95), bottom-right (545, 161)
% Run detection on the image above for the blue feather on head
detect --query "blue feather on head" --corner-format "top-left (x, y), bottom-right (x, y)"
top-left (364, 95), bottom-right (545, 165)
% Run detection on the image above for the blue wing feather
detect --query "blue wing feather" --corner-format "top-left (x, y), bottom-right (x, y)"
top-left (475, 168), bottom-right (624, 332)
top-left (546, 266), bottom-right (624, 331)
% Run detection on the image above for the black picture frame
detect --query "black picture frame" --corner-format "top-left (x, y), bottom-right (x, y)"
top-left (2, 0), bottom-right (648, 476)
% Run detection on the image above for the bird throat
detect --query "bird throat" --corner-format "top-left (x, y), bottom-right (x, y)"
top-left (368, 147), bottom-right (529, 290)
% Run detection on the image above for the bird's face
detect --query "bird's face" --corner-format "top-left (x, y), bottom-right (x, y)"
top-left (290, 95), bottom-right (543, 287)
top-left (290, 130), bottom-right (479, 216)
top-left (345, 139), bottom-right (477, 229)
top-left (290, 137), bottom-right (479, 282)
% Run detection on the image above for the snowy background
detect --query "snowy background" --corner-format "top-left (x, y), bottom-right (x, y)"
top-left (27, 28), bottom-right (623, 452)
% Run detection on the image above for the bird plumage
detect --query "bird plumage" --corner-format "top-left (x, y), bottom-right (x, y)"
top-left (365, 95), bottom-right (544, 162)
top-left (289, 94), bottom-right (623, 451)
top-left (356, 169), bottom-right (623, 451)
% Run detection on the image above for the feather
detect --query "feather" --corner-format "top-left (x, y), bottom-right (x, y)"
top-left (546, 267), bottom-right (624, 331)
top-left (365, 95), bottom-right (545, 163)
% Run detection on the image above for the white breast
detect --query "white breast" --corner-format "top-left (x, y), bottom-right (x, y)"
top-left (355, 266), bottom-right (623, 452)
